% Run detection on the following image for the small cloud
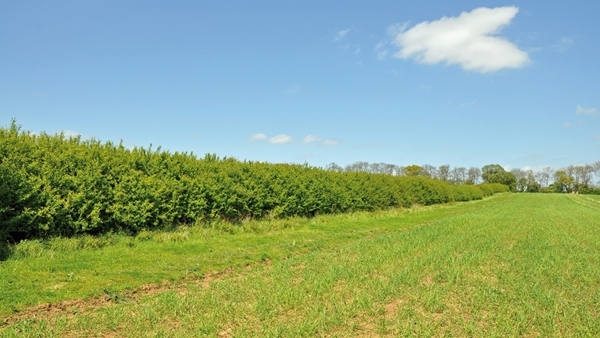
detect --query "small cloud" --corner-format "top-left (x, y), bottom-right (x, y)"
top-left (269, 134), bottom-right (293, 144)
top-left (554, 37), bottom-right (574, 51)
top-left (375, 41), bottom-right (389, 60)
top-left (563, 121), bottom-right (571, 128)
top-left (58, 130), bottom-right (82, 139)
top-left (334, 28), bottom-right (351, 42)
top-left (322, 139), bottom-right (340, 146)
top-left (250, 133), bottom-right (268, 142)
top-left (390, 6), bottom-right (530, 73)
top-left (595, 135), bottom-right (600, 140)
top-left (576, 105), bottom-right (598, 116)
top-left (302, 134), bottom-right (340, 146)
top-left (302, 134), bottom-right (320, 144)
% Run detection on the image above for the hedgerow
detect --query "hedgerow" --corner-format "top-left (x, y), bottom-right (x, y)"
top-left (0, 121), bottom-right (506, 242)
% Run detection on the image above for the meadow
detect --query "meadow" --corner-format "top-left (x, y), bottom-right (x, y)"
top-left (1, 193), bottom-right (599, 337)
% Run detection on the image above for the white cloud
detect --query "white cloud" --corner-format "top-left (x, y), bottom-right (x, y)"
top-left (250, 133), bottom-right (268, 142)
top-left (595, 135), bottom-right (600, 140)
top-left (563, 121), bottom-right (571, 128)
top-left (269, 134), bottom-right (293, 144)
top-left (302, 134), bottom-right (340, 146)
top-left (334, 29), bottom-right (351, 42)
top-left (390, 6), bottom-right (530, 73)
top-left (576, 105), bottom-right (598, 116)
top-left (322, 139), bottom-right (340, 146)
top-left (302, 134), bottom-right (320, 144)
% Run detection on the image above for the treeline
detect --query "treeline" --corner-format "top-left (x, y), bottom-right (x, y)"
top-left (326, 162), bottom-right (483, 185)
top-left (0, 121), bottom-right (507, 243)
top-left (510, 165), bottom-right (600, 193)
top-left (328, 161), bottom-right (600, 194)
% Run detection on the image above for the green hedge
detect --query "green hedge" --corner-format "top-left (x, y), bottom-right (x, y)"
top-left (0, 122), bottom-right (506, 242)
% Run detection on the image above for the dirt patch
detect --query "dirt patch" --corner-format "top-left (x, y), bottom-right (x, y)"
top-left (0, 260), bottom-right (272, 327)
top-left (383, 298), bottom-right (404, 320)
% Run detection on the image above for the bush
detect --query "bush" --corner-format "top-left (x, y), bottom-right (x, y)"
top-left (0, 121), bottom-right (507, 242)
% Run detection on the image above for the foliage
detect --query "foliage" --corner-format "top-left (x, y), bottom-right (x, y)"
top-left (0, 121), bottom-right (504, 242)
top-left (481, 164), bottom-right (517, 190)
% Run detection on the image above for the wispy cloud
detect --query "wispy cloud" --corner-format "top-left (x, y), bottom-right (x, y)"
top-left (249, 133), bottom-right (268, 142)
top-left (554, 37), bottom-right (575, 51)
top-left (390, 6), bottom-right (530, 73)
top-left (302, 134), bottom-right (320, 144)
top-left (334, 28), bottom-right (351, 42)
top-left (269, 134), bottom-right (293, 144)
top-left (595, 135), bottom-right (600, 140)
top-left (302, 134), bottom-right (340, 146)
top-left (374, 41), bottom-right (389, 60)
top-left (576, 105), bottom-right (598, 116)
top-left (322, 139), bottom-right (340, 146)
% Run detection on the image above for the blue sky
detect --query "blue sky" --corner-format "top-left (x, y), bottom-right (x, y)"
top-left (2, 1), bottom-right (599, 171)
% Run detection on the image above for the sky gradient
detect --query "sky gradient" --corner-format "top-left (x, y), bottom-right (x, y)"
top-left (2, 1), bottom-right (599, 171)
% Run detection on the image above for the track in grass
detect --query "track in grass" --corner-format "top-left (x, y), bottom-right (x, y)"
top-left (2, 193), bottom-right (600, 337)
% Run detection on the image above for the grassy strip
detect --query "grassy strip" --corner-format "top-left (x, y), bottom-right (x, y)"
top-left (583, 194), bottom-right (600, 202)
top-left (0, 195), bottom-right (509, 317)
top-left (2, 193), bottom-right (599, 336)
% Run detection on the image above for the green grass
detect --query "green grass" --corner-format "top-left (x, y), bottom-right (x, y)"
top-left (583, 194), bottom-right (600, 202)
top-left (0, 196), bottom-right (506, 317)
top-left (2, 193), bottom-right (600, 336)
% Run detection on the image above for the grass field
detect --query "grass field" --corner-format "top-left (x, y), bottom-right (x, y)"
top-left (1, 193), bottom-right (600, 337)
top-left (584, 194), bottom-right (600, 202)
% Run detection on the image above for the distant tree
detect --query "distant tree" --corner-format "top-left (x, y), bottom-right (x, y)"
top-left (420, 164), bottom-right (436, 178)
top-left (466, 167), bottom-right (481, 185)
top-left (553, 170), bottom-right (573, 193)
top-left (404, 164), bottom-right (423, 177)
top-left (526, 170), bottom-right (541, 192)
top-left (325, 162), bottom-right (343, 172)
top-left (481, 164), bottom-right (516, 190)
top-left (384, 163), bottom-right (398, 176)
top-left (511, 169), bottom-right (528, 192)
top-left (535, 166), bottom-right (553, 189)
top-left (345, 161), bottom-right (369, 173)
top-left (572, 164), bottom-right (594, 190)
top-left (437, 164), bottom-right (451, 181)
top-left (450, 167), bottom-right (467, 184)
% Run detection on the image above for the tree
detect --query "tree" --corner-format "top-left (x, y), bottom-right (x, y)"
top-left (553, 170), bottom-right (573, 193)
top-left (437, 164), bottom-right (451, 182)
top-left (325, 162), bottom-right (343, 172)
top-left (450, 167), bottom-right (467, 184)
top-left (526, 170), bottom-right (541, 192)
top-left (481, 164), bottom-right (516, 190)
top-left (511, 169), bottom-right (528, 192)
top-left (403, 164), bottom-right (423, 177)
top-left (467, 167), bottom-right (481, 185)
top-left (420, 164), bottom-right (436, 178)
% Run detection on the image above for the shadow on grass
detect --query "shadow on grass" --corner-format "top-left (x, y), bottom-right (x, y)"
top-left (0, 241), bottom-right (11, 261)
